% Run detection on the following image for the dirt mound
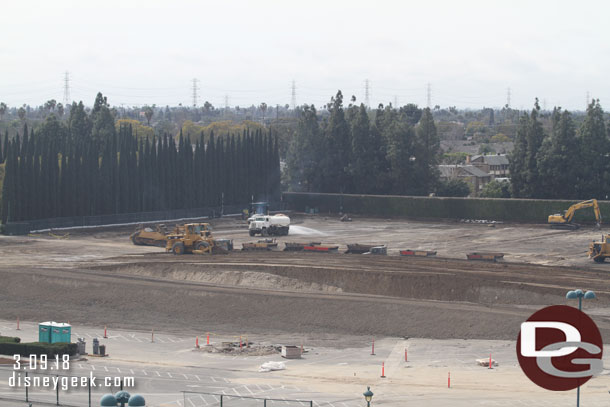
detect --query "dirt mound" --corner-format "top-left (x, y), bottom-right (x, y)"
top-left (101, 263), bottom-right (343, 293)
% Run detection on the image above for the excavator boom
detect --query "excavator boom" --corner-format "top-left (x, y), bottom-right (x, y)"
top-left (548, 199), bottom-right (602, 229)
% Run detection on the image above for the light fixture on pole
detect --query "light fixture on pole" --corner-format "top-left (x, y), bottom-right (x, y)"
top-left (363, 386), bottom-right (373, 407)
top-left (565, 289), bottom-right (597, 407)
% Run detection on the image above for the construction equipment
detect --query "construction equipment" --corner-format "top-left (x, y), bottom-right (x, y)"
top-left (165, 223), bottom-right (228, 255)
top-left (249, 214), bottom-right (290, 236)
top-left (130, 224), bottom-right (171, 247)
top-left (400, 249), bottom-right (437, 257)
top-left (303, 244), bottom-right (339, 253)
top-left (242, 239), bottom-right (278, 251)
top-left (284, 242), bottom-right (322, 251)
top-left (548, 199), bottom-right (602, 230)
top-left (588, 234), bottom-right (610, 263)
top-left (467, 252), bottom-right (504, 262)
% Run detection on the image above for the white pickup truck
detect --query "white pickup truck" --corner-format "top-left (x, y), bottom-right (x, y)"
top-left (249, 214), bottom-right (290, 236)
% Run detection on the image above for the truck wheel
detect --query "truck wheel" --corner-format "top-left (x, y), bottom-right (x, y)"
top-left (261, 228), bottom-right (268, 237)
top-left (249, 230), bottom-right (256, 237)
top-left (172, 242), bottom-right (185, 255)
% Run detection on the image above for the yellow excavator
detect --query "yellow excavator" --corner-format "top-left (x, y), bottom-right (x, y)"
top-left (547, 199), bottom-right (602, 230)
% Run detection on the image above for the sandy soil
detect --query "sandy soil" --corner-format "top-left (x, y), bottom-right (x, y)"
top-left (0, 215), bottom-right (608, 343)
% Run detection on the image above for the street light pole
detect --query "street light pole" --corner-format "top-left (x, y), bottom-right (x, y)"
top-left (363, 386), bottom-right (373, 407)
top-left (566, 289), bottom-right (597, 407)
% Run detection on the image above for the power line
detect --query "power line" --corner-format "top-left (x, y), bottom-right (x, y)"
top-left (291, 80), bottom-right (296, 109)
top-left (63, 71), bottom-right (70, 106)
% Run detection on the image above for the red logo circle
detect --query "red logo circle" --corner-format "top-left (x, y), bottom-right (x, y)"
top-left (516, 305), bottom-right (603, 391)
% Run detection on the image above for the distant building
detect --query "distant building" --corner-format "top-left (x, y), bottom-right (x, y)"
top-left (438, 164), bottom-right (492, 196)
top-left (469, 154), bottom-right (510, 177)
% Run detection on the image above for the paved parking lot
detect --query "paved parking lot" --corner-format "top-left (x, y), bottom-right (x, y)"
top-left (1, 319), bottom-right (609, 407)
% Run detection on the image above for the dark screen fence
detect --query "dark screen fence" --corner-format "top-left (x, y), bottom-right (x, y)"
top-left (2, 202), bottom-right (283, 235)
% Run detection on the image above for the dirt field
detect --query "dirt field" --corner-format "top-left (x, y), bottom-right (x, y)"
top-left (0, 214), bottom-right (608, 343)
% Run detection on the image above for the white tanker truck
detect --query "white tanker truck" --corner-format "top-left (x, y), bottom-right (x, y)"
top-left (248, 214), bottom-right (290, 236)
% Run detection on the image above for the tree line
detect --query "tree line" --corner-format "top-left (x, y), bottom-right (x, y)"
top-left (509, 99), bottom-right (609, 200)
top-left (0, 93), bottom-right (280, 223)
top-left (286, 91), bottom-right (440, 196)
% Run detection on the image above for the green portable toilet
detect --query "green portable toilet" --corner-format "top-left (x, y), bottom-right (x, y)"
top-left (39, 322), bottom-right (52, 343)
top-left (50, 322), bottom-right (71, 343)
top-left (58, 323), bottom-right (71, 343)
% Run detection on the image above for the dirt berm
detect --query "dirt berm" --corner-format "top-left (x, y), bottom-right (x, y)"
top-left (1, 250), bottom-right (605, 343)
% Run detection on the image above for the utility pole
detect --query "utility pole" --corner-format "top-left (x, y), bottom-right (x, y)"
top-left (192, 78), bottom-right (199, 107)
top-left (291, 80), bottom-right (296, 110)
top-left (63, 71), bottom-right (70, 107)
top-left (426, 83), bottom-right (431, 108)
top-left (364, 79), bottom-right (370, 107)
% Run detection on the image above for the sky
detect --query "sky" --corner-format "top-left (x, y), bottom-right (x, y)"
top-left (1, 0), bottom-right (609, 111)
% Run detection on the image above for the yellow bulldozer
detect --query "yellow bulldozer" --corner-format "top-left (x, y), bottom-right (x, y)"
top-left (547, 199), bottom-right (602, 230)
top-left (131, 224), bottom-right (173, 247)
top-left (165, 223), bottom-right (231, 255)
top-left (588, 234), bottom-right (610, 263)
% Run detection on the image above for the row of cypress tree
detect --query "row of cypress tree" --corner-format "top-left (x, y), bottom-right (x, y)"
top-left (1, 120), bottom-right (280, 224)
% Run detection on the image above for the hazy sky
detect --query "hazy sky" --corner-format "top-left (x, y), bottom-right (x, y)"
top-left (1, 0), bottom-right (609, 110)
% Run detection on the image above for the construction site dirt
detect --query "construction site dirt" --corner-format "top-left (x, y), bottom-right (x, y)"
top-left (0, 214), bottom-right (608, 344)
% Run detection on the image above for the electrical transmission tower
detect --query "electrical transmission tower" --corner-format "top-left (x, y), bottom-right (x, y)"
top-left (426, 83), bottom-right (431, 108)
top-left (291, 80), bottom-right (296, 109)
top-left (63, 71), bottom-right (70, 107)
top-left (506, 87), bottom-right (511, 108)
top-left (364, 79), bottom-right (370, 107)
top-left (192, 78), bottom-right (199, 107)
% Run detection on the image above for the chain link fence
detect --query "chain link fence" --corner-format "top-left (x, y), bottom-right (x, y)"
top-left (182, 391), bottom-right (313, 407)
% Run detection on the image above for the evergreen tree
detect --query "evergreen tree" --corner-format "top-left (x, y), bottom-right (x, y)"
top-left (578, 99), bottom-right (609, 199)
top-left (349, 104), bottom-right (377, 194)
top-left (412, 108), bottom-right (440, 195)
top-left (536, 108), bottom-right (579, 198)
top-left (509, 100), bottom-right (545, 198)
top-left (91, 93), bottom-right (116, 145)
top-left (2, 131), bottom-right (8, 164)
top-left (286, 105), bottom-right (322, 191)
top-left (1, 141), bottom-right (14, 223)
top-left (322, 91), bottom-right (351, 192)
top-left (68, 102), bottom-right (91, 140)
top-left (383, 108), bottom-right (416, 195)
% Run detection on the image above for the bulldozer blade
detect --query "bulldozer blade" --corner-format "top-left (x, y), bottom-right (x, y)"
top-left (211, 246), bottom-right (229, 255)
